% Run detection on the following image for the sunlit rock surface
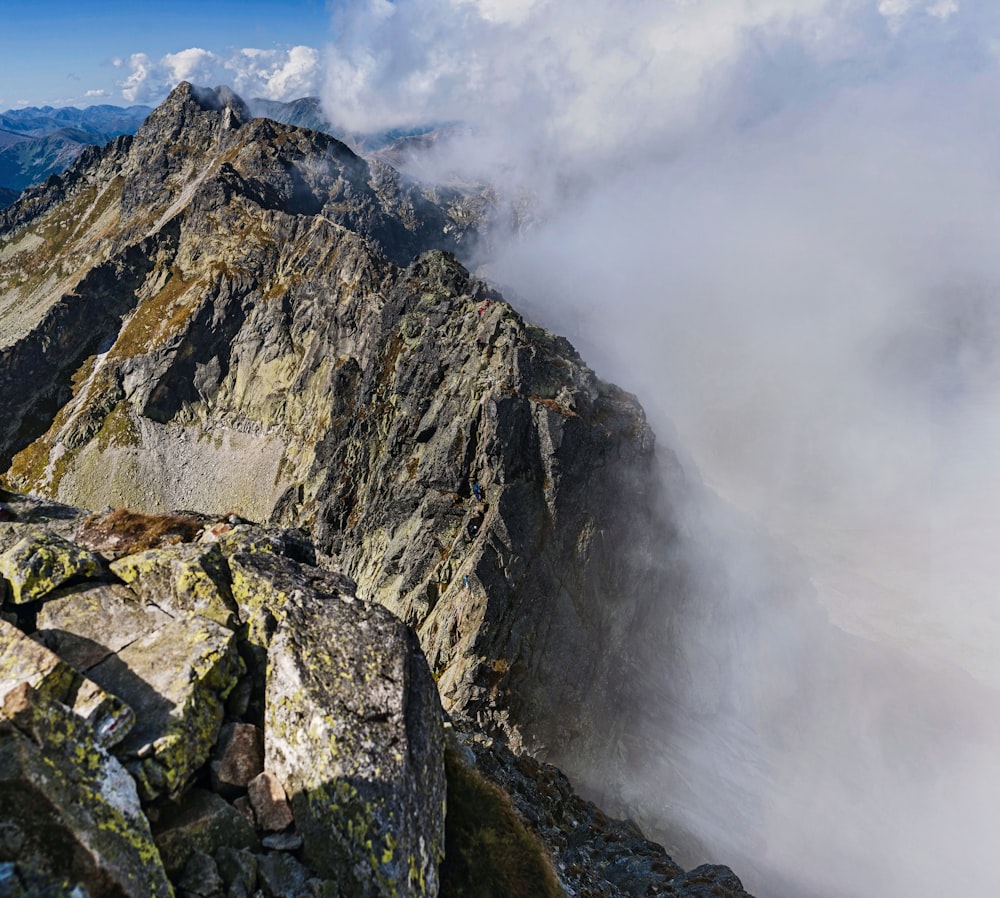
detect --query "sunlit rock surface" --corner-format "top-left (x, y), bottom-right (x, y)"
top-left (0, 490), bottom-right (751, 896)
top-left (265, 576), bottom-right (446, 898)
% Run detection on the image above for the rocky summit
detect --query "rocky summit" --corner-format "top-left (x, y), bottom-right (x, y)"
top-left (0, 83), bottom-right (756, 896)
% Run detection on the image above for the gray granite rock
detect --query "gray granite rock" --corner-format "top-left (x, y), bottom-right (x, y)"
top-left (265, 587), bottom-right (446, 898)
top-left (0, 683), bottom-right (172, 898)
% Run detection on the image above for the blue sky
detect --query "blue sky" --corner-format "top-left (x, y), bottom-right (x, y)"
top-left (0, 0), bottom-right (332, 109)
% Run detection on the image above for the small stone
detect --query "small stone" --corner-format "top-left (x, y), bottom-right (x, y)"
top-left (232, 796), bottom-right (255, 827)
top-left (211, 722), bottom-right (264, 797)
top-left (214, 846), bottom-right (257, 896)
top-left (224, 676), bottom-right (253, 719)
top-left (256, 853), bottom-right (310, 898)
top-left (247, 771), bottom-right (294, 832)
top-left (152, 789), bottom-right (259, 876)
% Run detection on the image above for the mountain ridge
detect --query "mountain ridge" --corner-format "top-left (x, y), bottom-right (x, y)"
top-left (0, 81), bottom-right (771, 895)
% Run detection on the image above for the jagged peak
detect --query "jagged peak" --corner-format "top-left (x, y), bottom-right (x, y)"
top-left (145, 81), bottom-right (250, 134)
top-left (189, 83), bottom-right (252, 123)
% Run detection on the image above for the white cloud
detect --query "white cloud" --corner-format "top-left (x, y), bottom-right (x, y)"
top-left (163, 47), bottom-right (218, 85)
top-left (880, 0), bottom-right (960, 29)
top-left (225, 45), bottom-right (321, 99)
top-left (323, 0), bottom-right (917, 169)
top-left (84, 89), bottom-right (109, 98)
top-left (879, 0), bottom-right (916, 17)
top-left (453, 0), bottom-right (542, 25)
top-left (114, 45), bottom-right (321, 105)
top-left (117, 53), bottom-right (154, 103)
top-left (927, 0), bottom-right (959, 20)
top-left (316, 2), bottom-right (1000, 897)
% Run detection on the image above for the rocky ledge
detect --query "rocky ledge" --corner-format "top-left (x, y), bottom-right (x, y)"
top-left (0, 490), bottom-right (752, 898)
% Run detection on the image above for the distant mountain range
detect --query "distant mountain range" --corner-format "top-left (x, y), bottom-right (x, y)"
top-left (0, 104), bottom-right (152, 200)
top-left (0, 95), bottom-right (453, 209)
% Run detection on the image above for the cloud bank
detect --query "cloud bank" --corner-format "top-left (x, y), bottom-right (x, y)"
top-left (320, 2), bottom-right (1000, 897)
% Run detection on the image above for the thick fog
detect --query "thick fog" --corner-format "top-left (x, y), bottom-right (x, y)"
top-left (322, 3), bottom-right (1000, 896)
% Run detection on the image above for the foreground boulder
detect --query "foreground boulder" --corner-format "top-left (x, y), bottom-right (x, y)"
top-left (36, 582), bottom-right (244, 801)
top-left (0, 682), bottom-right (172, 898)
top-left (0, 617), bottom-right (134, 748)
top-left (0, 495), bottom-right (448, 897)
top-left (266, 581), bottom-right (446, 898)
top-left (0, 530), bottom-right (102, 604)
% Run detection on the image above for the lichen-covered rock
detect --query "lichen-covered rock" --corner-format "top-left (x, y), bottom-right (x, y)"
top-left (0, 683), bottom-right (172, 898)
top-left (662, 864), bottom-right (754, 898)
top-left (0, 618), bottom-right (134, 748)
top-left (110, 542), bottom-right (238, 629)
top-left (37, 581), bottom-right (173, 662)
top-left (0, 491), bottom-right (749, 897)
top-left (265, 586), bottom-right (446, 898)
top-left (0, 531), bottom-right (103, 604)
top-left (35, 583), bottom-right (243, 801)
top-left (0, 860), bottom-right (93, 897)
top-left (103, 620), bottom-right (243, 802)
top-left (227, 550), bottom-right (356, 650)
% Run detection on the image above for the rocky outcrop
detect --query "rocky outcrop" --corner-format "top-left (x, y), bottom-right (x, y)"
top-left (265, 586), bottom-right (445, 897)
top-left (0, 682), bottom-right (172, 898)
top-left (0, 82), bottom-right (680, 778)
top-left (0, 492), bottom-right (446, 897)
top-left (0, 530), bottom-right (102, 603)
top-left (0, 617), bottom-right (134, 748)
top-left (0, 492), bottom-right (752, 897)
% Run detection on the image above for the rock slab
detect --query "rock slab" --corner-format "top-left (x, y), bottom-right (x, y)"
top-left (266, 587), bottom-right (446, 898)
